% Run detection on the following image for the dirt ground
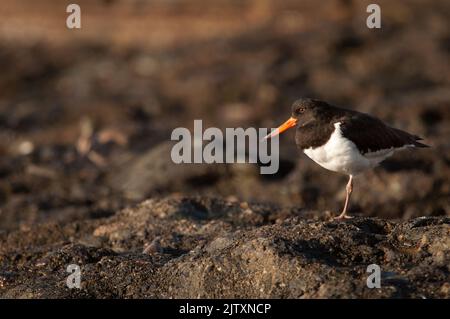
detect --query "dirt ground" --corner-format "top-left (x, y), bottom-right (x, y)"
top-left (0, 0), bottom-right (448, 298)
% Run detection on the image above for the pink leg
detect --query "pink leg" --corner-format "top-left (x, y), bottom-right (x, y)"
top-left (335, 175), bottom-right (354, 220)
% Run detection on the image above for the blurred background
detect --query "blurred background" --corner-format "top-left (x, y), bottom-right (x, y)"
top-left (0, 0), bottom-right (448, 231)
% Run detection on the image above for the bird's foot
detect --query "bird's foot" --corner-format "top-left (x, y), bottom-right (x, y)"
top-left (333, 213), bottom-right (354, 221)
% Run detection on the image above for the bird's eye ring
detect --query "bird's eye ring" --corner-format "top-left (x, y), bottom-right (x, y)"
top-left (296, 107), bottom-right (305, 114)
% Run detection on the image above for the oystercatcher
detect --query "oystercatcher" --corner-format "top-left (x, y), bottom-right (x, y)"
top-left (265, 98), bottom-right (429, 219)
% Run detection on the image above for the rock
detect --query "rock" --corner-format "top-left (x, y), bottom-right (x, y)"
top-left (0, 196), bottom-right (448, 298)
top-left (108, 142), bottom-right (227, 201)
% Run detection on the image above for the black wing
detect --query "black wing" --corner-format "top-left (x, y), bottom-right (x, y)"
top-left (339, 113), bottom-right (428, 154)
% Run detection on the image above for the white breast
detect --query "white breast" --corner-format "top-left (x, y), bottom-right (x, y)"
top-left (303, 122), bottom-right (395, 175)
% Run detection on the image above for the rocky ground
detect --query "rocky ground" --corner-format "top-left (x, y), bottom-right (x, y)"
top-left (0, 196), bottom-right (449, 298)
top-left (0, 0), bottom-right (449, 298)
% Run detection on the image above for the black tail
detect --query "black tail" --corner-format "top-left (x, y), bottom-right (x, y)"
top-left (410, 133), bottom-right (430, 148)
top-left (392, 127), bottom-right (430, 148)
top-left (413, 139), bottom-right (430, 148)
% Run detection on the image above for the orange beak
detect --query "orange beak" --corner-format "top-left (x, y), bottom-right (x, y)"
top-left (264, 117), bottom-right (298, 139)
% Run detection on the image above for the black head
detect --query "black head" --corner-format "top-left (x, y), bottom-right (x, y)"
top-left (291, 98), bottom-right (330, 123)
top-left (264, 98), bottom-right (331, 139)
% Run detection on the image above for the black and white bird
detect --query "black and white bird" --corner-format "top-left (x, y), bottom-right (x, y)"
top-left (265, 98), bottom-right (429, 220)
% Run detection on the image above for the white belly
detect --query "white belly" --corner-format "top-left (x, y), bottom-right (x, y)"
top-left (303, 122), bottom-right (395, 176)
